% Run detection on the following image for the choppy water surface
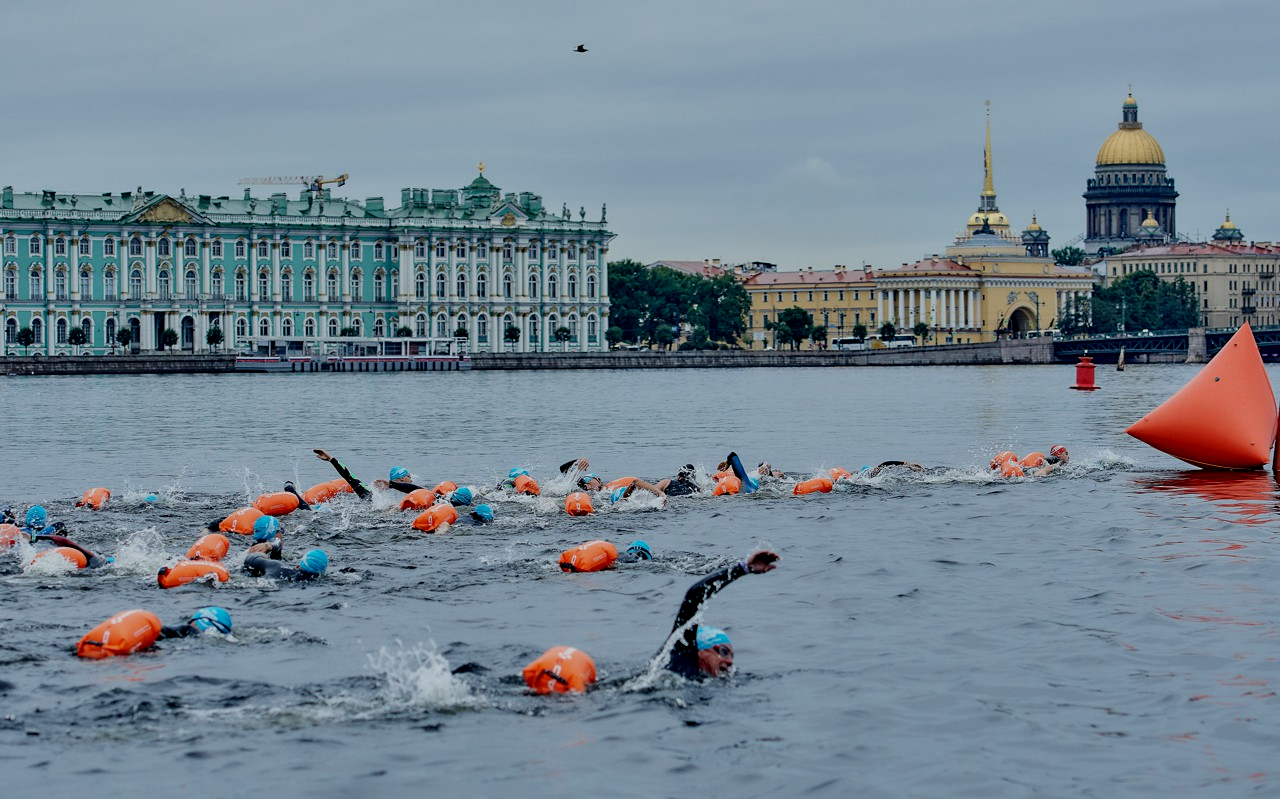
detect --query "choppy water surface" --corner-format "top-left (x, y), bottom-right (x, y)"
top-left (2, 365), bottom-right (1279, 797)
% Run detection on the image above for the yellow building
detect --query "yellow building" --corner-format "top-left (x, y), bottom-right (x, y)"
top-left (744, 267), bottom-right (876, 348)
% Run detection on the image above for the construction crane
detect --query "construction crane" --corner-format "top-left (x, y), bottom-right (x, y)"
top-left (238, 173), bottom-right (349, 193)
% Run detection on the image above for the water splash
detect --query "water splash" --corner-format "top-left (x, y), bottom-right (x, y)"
top-left (367, 640), bottom-right (484, 711)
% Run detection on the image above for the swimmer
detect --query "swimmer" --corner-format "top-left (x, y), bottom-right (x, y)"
top-left (606, 479), bottom-right (666, 503)
top-left (243, 547), bottom-right (328, 581)
top-left (1032, 445), bottom-right (1070, 477)
top-left (469, 504), bottom-right (495, 525)
top-left (617, 540), bottom-right (653, 563)
top-left (653, 465), bottom-right (701, 497)
top-left (244, 516), bottom-right (283, 558)
top-left (20, 505), bottom-right (65, 537)
top-left (30, 532), bottom-right (113, 568)
top-left (157, 606), bottom-right (233, 639)
top-left (863, 460), bottom-right (925, 478)
top-left (661, 549), bottom-right (779, 679)
top-left (718, 452), bottom-right (761, 493)
top-left (313, 448), bottom-right (376, 499)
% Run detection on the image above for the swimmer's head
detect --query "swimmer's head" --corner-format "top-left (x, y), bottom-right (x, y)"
top-left (298, 549), bottom-right (329, 575)
top-left (190, 606), bottom-right (232, 635)
top-left (508, 467), bottom-right (529, 479)
top-left (678, 464), bottom-right (696, 479)
top-left (144, 494), bottom-right (159, 504)
top-left (626, 540), bottom-right (652, 560)
top-left (252, 515), bottom-right (280, 542)
top-left (449, 487), bottom-right (473, 506)
top-left (25, 506), bottom-right (47, 531)
top-left (470, 504), bottom-right (494, 523)
top-left (1049, 445), bottom-right (1069, 462)
top-left (696, 626), bottom-right (734, 677)
top-left (389, 466), bottom-right (410, 483)
top-left (757, 461), bottom-right (771, 476)
top-left (609, 486), bottom-right (628, 504)
top-left (577, 474), bottom-right (602, 491)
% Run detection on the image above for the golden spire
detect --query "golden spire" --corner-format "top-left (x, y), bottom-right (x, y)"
top-left (477, 161), bottom-right (486, 174)
top-left (981, 100), bottom-right (995, 198)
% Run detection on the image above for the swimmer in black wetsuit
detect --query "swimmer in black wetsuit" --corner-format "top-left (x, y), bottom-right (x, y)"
top-left (1032, 445), bottom-right (1070, 477)
top-left (863, 460), bottom-right (925, 477)
top-left (243, 547), bottom-right (328, 581)
top-left (157, 606), bottom-right (233, 639)
top-left (313, 449), bottom-right (376, 499)
top-left (654, 465), bottom-right (700, 497)
top-left (661, 549), bottom-right (779, 679)
top-left (31, 532), bottom-right (113, 568)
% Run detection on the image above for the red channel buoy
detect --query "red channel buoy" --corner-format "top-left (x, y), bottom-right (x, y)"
top-left (1070, 355), bottom-right (1099, 391)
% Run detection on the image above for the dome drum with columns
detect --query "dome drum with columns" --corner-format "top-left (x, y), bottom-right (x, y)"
top-left (1083, 93), bottom-right (1177, 255)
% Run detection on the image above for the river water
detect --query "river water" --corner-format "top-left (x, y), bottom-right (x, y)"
top-left (2, 364), bottom-right (1278, 797)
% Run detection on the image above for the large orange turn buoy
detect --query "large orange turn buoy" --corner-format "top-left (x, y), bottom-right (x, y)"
top-left (157, 559), bottom-right (231, 589)
top-left (76, 609), bottom-right (162, 659)
top-left (411, 503), bottom-right (458, 533)
top-left (522, 646), bottom-right (597, 694)
top-left (302, 478), bottom-right (352, 505)
top-left (76, 487), bottom-right (111, 510)
top-left (0, 523), bottom-right (22, 548)
top-left (432, 481), bottom-right (458, 496)
top-left (218, 507), bottom-right (265, 535)
top-left (1127, 324), bottom-right (1277, 469)
top-left (253, 491), bottom-right (301, 517)
top-left (713, 476), bottom-right (741, 496)
top-left (399, 488), bottom-right (437, 511)
top-left (1019, 452), bottom-right (1046, 468)
top-left (186, 533), bottom-right (231, 561)
top-left (514, 474), bottom-right (540, 496)
top-left (604, 476), bottom-right (637, 491)
top-left (559, 540), bottom-right (618, 573)
top-left (564, 492), bottom-right (594, 516)
top-left (32, 547), bottom-right (89, 569)
top-left (793, 477), bottom-right (834, 495)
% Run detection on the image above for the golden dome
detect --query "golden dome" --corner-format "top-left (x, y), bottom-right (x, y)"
top-left (1024, 213), bottom-right (1042, 231)
top-left (1123, 93), bottom-right (1137, 107)
top-left (1220, 211), bottom-right (1237, 230)
top-left (967, 211), bottom-right (1009, 228)
top-left (1141, 211), bottom-right (1160, 229)
top-left (1097, 128), bottom-right (1165, 165)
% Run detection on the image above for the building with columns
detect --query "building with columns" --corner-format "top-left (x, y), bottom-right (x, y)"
top-left (0, 169), bottom-right (614, 355)
top-left (743, 267), bottom-right (876, 347)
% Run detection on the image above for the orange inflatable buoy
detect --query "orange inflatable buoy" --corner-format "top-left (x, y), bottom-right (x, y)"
top-left (432, 481), bottom-right (458, 496)
top-left (0, 523), bottom-right (22, 548)
top-left (303, 478), bottom-right (352, 505)
top-left (218, 507), bottom-right (265, 535)
top-left (1019, 452), bottom-right (1046, 468)
top-left (157, 559), bottom-right (230, 589)
top-left (829, 467), bottom-right (852, 481)
top-left (989, 451), bottom-right (1017, 470)
top-left (253, 491), bottom-right (301, 517)
top-left (522, 646), bottom-right (597, 695)
top-left (713, 476), bottom-right (741, 496)
top-left (186, 533), bottom-right (231, 561)
top-left (32, 546), bottom-right (89, 569)
top-left (1128, 324), bottom-right (1277, 470)
top-left (514, 474), bottom-right (540, 496)
top-left (399, 488), bottom-right (437, 511)
top-left (793, 477), bottom-right (834, 495)
top-left (604, 476), bottom-right (637, 491)
top-left (564, 492), bottom-right (594, 516)
top-left (1000, 461), bottom-right (1026, 478)
top-left (76, 487), bottom-right (111, 510)
top-left (559, 540), bottom-right (618, 573)
top-left (412, 503), bottom-right (458, 533)
top-left (76, 609), bottom-right (162, 659)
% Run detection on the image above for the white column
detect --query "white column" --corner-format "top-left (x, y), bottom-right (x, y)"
top-left (271, 239), bottom-right (281, 301)
top-left (341, 239), bottom-right (351, 303)
top-left (877, 289), bottom-right (885, 325)
top-left (929, 289), bottom-right (938, 327)
top-left (146, 237), bottom-right (157, 295)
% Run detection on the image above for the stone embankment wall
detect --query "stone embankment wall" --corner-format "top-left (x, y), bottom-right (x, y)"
top-left (473, 340), bottom-right (1055, 370)
top-left (0, 354), bottom-right (237, 375)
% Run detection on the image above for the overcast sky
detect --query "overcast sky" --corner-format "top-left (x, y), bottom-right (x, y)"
top-left (3, 1), bottom-right (1275, 270)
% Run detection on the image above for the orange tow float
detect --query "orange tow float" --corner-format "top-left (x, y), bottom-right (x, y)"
top-left (433, 481), bottom-right (458, 496)
top-left (303, 479), bottom-right (352, 505)
top-left (253, 491), bottom-right (300, 517)
top-left (412, 503), bottom-right (458, 533)
top-left (564, 492), bottom-right (594, 516)
top-left (0, 523), bottom-right (22, 548)
top-left (157, 560), bottom-right (230, 589)
top-left (31, 547), bottom-right (89, 569)
top-left (514, 474), bottom-right (540, 496)
top-left (1019, 452), bottom-right (1046, 468)
top-left (186, 533), bottom-right (230, 561)
top-left (712, 476), bottom-right (741, 496)
top-left (522, 646), bottom-right (597, 694)
top-left (76, 487), bottom-right (111, 510)
top-left (829, 467), bottom-right (852, 482)
top-left (1127, 324), bottom-right (1278, 470)
top-left (76, 609), bottom-right (163, 659)
top-left (399, 488), bottom-right (437, 511)
top-left (559, 540), bottom-right (618, 573)
top-left (218, 507), bottom-right (265, 535)
top-left (793, 477), bottom-right (834, 495)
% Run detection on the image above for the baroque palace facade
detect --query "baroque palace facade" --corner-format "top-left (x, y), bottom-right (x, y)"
top-left (742, 108), bottom-right (1094, 347)
top-left (0, 168), bottom-right (614, 355)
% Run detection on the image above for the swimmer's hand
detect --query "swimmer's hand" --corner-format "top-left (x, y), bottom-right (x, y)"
top-left (372, 479), bottom-right (390, 490)
top-left (313, 449), bottom-right (333, 461)
top-left (745, 550), bottom-right (779, 574)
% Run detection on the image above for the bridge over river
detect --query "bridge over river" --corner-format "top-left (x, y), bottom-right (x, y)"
top-left (1052, 326), bottom-right (1280, 364)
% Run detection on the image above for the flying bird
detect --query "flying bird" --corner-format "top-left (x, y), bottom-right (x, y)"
top-left (574, 44), bottom-right (588, 53)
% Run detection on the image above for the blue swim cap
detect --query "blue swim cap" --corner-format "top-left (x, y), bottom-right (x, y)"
top-left (389, 466), bottom-right (410, 482)
top-left (696, 626), bottom-right (731, 651)
top-left (298, 549), bottom-right (329, 575)
top-left (577, 473), bottom-right (599, 490)
top-left (144, 494), bottom-right (159, 503)
top-left (190, 606), bottom-right (232, 635)
top-left (508, 467), bottom-right (529, 479)
top-left (471, 504), bottom-right (494, 523)
top-left (25, 506), bottom-right (47, 530)
top-left (609, 486), bottom-right (628, 504)
top-left (859, 465), bottom-right (872, 473)
top-left (626, 540), bottom-right (652, 560)
top-left (252, 515), bottom-right (280, 541)
top-left (449, 486), bottom-right (473, 506)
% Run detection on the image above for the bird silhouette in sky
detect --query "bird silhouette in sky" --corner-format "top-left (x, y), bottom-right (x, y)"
top-left (574, 44), bottom-right (588, 53)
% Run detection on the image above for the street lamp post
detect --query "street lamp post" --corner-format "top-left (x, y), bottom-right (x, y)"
top-left (1028, 291), bottom-right (1040, 335)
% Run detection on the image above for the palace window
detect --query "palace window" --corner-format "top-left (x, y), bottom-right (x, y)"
top-left (30, 236), bottom-right (43, 256)
top-left (235, 271), bottom-right (247, 302)
top-left (477, 314), bottom-right (488, 343)
top-left (305, 318), bottom-right (315, 337)
top-left (280, 241), bottom-right (292, 258)
top-left (211, 270), bottom-right (222, 297)
top-left (257, 270), bottom-right (269, 298)
top-left (373, 317), bottom-right (384, 337)
top-left (5, 269), bottom-right (16, 299)
top-left (210, 239), bottom-right (221, 258)
top-left (477, 272), bottom-right (487, 299)
top-left (157, 238), bottom-right (171, 258)
top-left (260, 317), bottom-right (271, 336)
top-left (456, 272), bottom-right (467, 298)
top-left (80, 269), bottom-right (92, 299)
top-left (57, 317), bottom-right (67, 344)
top-left (327, 242), bottom-right (337, 259)
top-left (503, 243), bottom-right (513, 261)
top-left (416, 313), bottom-right (427, 337)
top-left (158, 270), bottom-right (171, 300)
top-left (281, 271), bottom-right (293, 302)
top-left (55, 238), bottom-right (68, 257)
top-left (185, 239), bottom-right (198, 257)
top-left (3, 235), bottom-right (15, 255)
top-left (587, 274), bottom-right (597, 298)
top-left (350, 270), bottom-right (361, 300)
top-left (304, 241), bottom-right (314, 259)
top-left (374, 242), bottom-right (384, 260)
top-left (529, 242), bottom-right (539, 259)
top-left (567, 274), bottom-right (577, 299)
top-left (257, 241), bottom-right (268, 259)
top-left (567, 245), bottom-right (577, 260)
top-left (351, 241), bottom-right (362, 260)
top-left (456, 241), bottom-right (468, 259)
top-left (130, 270), bottom-right (143, 298)
top-left (235, 240), bottom-right (246, 259)
top-left (236, 317), bottom-right (248, 337)
top-left (436, 271), bottom-right (446, 297)
top-left (373, 272), bottom-right (384, 302)
top-left (327, 271), bottom-right (339, 297)
top-left (477, 242), bottom-right (488, 259)
top-left (415, 241), bottom-right (426, 259)
top-left (503, 273), bottom-right (513, 299)
top-left (548, 275), bottom-right (558, 299)
top-left (416, 271), bottom-right (427, 299)
top-left (80, 238), bottom-right (92, 257)
top-left (104, 270), bottom-right (117, 300)
top-left (528, 273), bottom-right (538, 298)
top-left (436, 241), bottom-right (446, 258)
top-left (548, 245), bottom-right (558, 260)
top-left (55, 270), bottom-right (67, 301)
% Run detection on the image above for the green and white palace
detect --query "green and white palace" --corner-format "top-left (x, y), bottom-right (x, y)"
top-left (0, 168), bottom-right (614, 355)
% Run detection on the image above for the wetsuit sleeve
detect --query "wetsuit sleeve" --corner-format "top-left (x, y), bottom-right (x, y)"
top-left (33, 534), bottom-right (102, 565)
top-left (876, 460), bottom-right (906, 468)
top-left (665, 562), bottom-right (750, 677)
top-left (158, 625), bottom-right (193, 639)
top-left (387, 480), bottom-right (423, 495)
top-left (244, 553), bottom-right (314, 581)
top-left (559, 459), bottom-right (580, 474)
top-left (326, 457), bottom-right (372, 500)
top-left (726, 453), bottom-right (760, 494)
